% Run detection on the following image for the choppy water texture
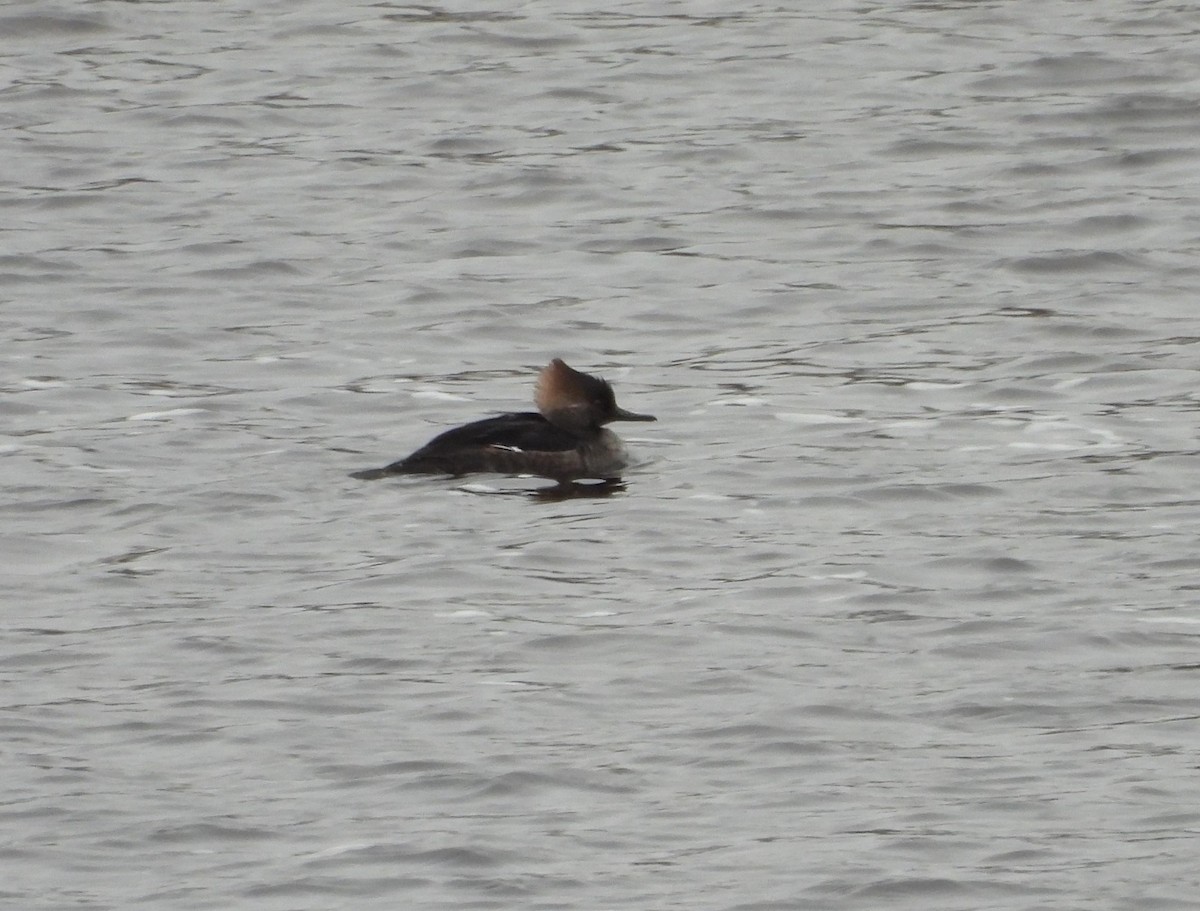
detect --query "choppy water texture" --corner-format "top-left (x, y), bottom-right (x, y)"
top-left (4, 1), bottom-right (1200, 909)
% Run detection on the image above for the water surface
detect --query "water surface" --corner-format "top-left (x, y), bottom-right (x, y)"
top-left (4, 2), bottom-right (1200, 909)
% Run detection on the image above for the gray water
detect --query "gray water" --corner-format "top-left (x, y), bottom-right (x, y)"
top-left (4, 1), bottom-right (1200, 909)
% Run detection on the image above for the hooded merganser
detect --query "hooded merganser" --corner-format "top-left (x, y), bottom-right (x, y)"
top-left (352, 358), bottom-right (656, 482)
